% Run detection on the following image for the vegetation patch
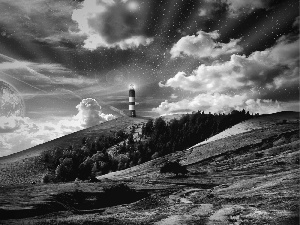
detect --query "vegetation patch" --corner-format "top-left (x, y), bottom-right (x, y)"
top-left (40, 110), bottom-right (255, 183)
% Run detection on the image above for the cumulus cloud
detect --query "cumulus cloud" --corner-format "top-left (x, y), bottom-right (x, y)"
top-left (74, 98), bottom-right (115, 128)
top-left (0, 98), bottom-right (116, 157)
top-left (71, 0), bottom-right (153, 50)
top-left (157, 34), bottom-right (299, 116)
top-left (163, 35), bottom-right (299, 94)
top-left (170, 30), bottom-right (242, 59)
top-left (153, 93), bottom-right (285, 115)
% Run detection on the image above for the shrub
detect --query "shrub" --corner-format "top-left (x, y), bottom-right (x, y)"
top-left (160, 160), bottom-right (188, 176)
top-left (104, 183), bottom-right (133, 194)
top-left (102, 183), bottom-right (139, 206)
top-left (41, 173), bottom-right (54, 183)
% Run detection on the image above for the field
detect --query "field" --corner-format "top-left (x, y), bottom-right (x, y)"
top-left (0, 112), bottom-right (299, 224)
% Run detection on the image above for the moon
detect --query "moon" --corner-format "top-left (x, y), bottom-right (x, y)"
top-left (0, 80), bottom-right (25, 118)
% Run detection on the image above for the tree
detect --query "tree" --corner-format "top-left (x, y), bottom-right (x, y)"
top-left (55, 157), bottom-right (74, 181)
top-left (91, 162), bottom-right (99, 176)
top-left (143, 119), bottom-right (153, 136)
top-left (160, 161), bottom-right (188, 176)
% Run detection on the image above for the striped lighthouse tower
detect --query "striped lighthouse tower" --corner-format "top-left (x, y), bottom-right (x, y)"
top-left (129, 84), bottom-right (136, 117)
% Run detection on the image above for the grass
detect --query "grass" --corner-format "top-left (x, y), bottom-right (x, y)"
top-left (0, 112), bottom-right (299, 224)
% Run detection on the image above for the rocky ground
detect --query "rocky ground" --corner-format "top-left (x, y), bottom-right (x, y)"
top-left (0, 112), bottom-right (299, 224)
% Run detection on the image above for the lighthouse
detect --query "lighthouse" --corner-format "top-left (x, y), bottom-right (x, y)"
top-left (129, 84), bottom-right (136, 117)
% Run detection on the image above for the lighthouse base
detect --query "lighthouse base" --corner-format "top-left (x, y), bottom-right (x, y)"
top-left (129, 110), bottom-right (136, 117)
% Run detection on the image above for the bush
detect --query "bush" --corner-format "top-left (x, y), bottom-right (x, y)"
top-left (101, 183), bottom-right (142, 206)
top-left (103, 183), bottom-right (133, 195)
top-left (41, 173), bottom-right (54, 183)
top-left (160, 161), bottom-right (188, 176)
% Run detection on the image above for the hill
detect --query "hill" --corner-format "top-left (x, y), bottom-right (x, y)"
top-left (0, 116), bottom-right (148, 185)
top-left (0, 111), bottom-right (299, 225)
top-left (198, 111), bottom-right (300, 146)
top-left (97, 111), bottom-right (299, 180)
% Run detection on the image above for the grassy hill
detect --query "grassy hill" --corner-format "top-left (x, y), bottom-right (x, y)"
top-left (0, 112), bottom-right (299, 225)
top-left (0, 116), bottom-right (148, 185)
top-left (96, 111), bottom-right (299, 180)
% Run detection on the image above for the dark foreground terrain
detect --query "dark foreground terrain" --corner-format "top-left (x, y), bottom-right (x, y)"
top-left (0, 112), bottom-right (299, 224)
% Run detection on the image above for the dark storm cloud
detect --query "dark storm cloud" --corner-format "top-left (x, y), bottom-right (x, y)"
top-left (89, 4), bottom-right (141, 43)
top-left (72, 0), bottom-right (153, 50)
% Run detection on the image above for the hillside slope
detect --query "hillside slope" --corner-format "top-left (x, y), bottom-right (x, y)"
top-left (97, 111), bottom-right (299, 180)
top-left (198, 111), bottom-right (299, 146)
top-left (0, 112), bottom-right (299, 224)
top-left (0, 116), bottom-right (148, 185)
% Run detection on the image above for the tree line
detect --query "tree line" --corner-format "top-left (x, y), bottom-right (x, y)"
top-left (41, 110), bottom-right (255, 182)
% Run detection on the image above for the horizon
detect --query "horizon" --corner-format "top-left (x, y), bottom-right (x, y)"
top-left (0, 110), bottom-right (299, 158)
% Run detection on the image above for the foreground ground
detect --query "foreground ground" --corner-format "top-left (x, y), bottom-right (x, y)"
top-left (0, 112), bottom-right (299, 224)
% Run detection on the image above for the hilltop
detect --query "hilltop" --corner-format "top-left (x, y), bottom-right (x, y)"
top-left (0, 111), bottom-right (299, 225)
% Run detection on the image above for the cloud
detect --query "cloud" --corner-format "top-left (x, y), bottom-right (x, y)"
top-left (203, 0), bottom-right (272, 17)
top-left (198, 9), bottom-right (208, 17)
top-left (244, 99), bottom-right (282, 115)
top-left (293, 16), bottom-right (300, 27)
top-left (71, 0), bottom-right (153, 50)
top-left (74, 98), bottom-right (116, 128)
top-left (170, 94), bottom-right (178, 99)
top-left (157, 34), bottom-right (299, 116)
top-left (0, 59), bottom-right (97, 87)
top-left (163, 35), bottom-right (299, 94)
top-left (170, 30), bottom-right (242, 59)
top-left (0, 116), bottom-right (22, 133)
top-left (0, 0), bottom-right (76, 40)
top-left (0, 98), bottom-right (116, 157)
top-left (153, 93), bottom-right (247, 115)
top-left (224, 0), bottom-right (271, 16)
top-left (153, 93), bottom-right (287, 115)
top-left (0, 116), bottom-right (65, 157)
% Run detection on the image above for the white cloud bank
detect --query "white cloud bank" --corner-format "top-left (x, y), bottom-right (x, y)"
top-left (170, 30), bottom-right (242, 59)
top-left (0, 98), bottom-right (116, 157)
top-left (156, 35), bottom-right (299, 115)
top-left (153, 93), bottom-right (287, 115)
top-left (163, 35), bottom-right (299, 93)
top-left (71, 0), bottom-right (153, 50)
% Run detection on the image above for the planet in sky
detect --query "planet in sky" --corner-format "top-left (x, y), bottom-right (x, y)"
top-left (0, 80), bottom-right (25, 118)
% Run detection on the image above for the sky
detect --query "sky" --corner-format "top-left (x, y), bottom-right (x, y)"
top-left (0, 0), bottom-right (299, 157)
